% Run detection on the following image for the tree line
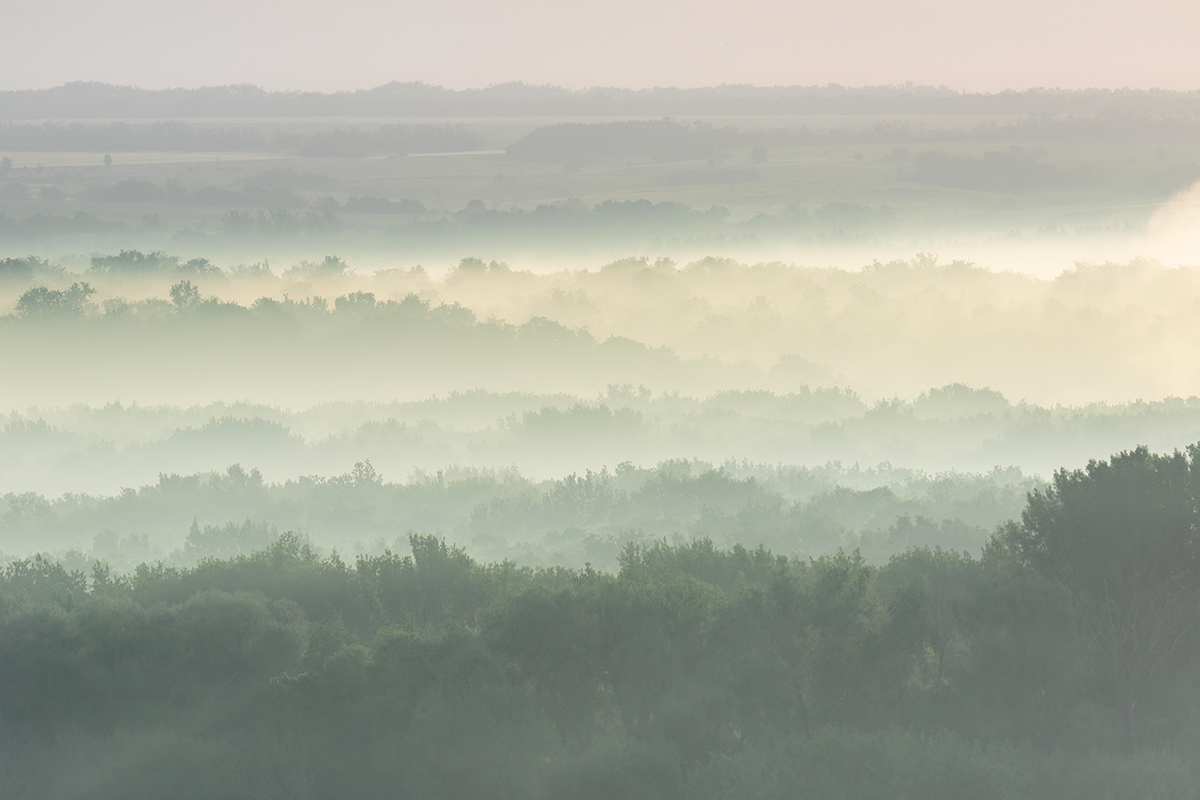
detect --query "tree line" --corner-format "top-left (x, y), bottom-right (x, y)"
top-left (1, 444), bottom-right (1198, 798)
top-left (6, 80), bottom-right (1200, 119)
top-left (1, 457), bottom-right (1033, 571)
top-left (0, 121), bottom-right (483, 155)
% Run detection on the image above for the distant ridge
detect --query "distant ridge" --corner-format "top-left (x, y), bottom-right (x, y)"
top-left (3, 81), bottom-right (1200, 120)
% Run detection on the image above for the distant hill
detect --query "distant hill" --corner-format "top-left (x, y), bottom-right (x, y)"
top-left (3, 81), bottom-right (1200, 119)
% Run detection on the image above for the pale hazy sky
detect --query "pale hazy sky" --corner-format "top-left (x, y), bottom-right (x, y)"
top-left (4, 0), bottom-right (1199, 92)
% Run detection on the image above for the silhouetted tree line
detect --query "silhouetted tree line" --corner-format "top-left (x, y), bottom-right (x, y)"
top-left (447, 198), bottom-right (733, 239)
top-left (0, 211), bottom-right (123, 240)
top-left (903, 146), bottom-right (1063, 193)
top-left (6, 80), bottom-right (1200, 119)
top-left (1, 444), bottom-right (1199, 798)
top-left (19, 388), bottom-right (1200, 558)
top-left (218, 208), bottom-right (340, 237)
top-left (86, 249), bottom-right (219, 276)
top-left (335, 195), bottom-right (428, 215)
top-left (80, 178), bottom-right (304, 208)
top-left (505, 116), bottom-right (1200, 166)
top-left (0, 196), bottom-right (788, 242)
top-left (0, 276), bottom-right (717, 424)
top-left (1, 458), bottom-right (1030, 571)
top-left (295, 125), bottom-right (482, 157)
top-left (0, 255), bottom-right (55, 282)
top-left (226, 198), bottom-right (733, 241)
top-left (506, 119), bottom-right (740, 164)
top-left (5, 114), bottom-right (1199, 168)
top-left (0, 121), bottom-right (483, 156)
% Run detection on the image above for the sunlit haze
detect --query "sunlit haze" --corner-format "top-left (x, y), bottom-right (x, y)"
top-left (7, 2), bottom-right (1200, 794)
top-left (4, 0), bottom-right (1200, 91)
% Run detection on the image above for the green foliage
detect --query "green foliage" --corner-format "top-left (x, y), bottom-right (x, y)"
top-left (168, 280), bottom-right (201, 309)
top-left (999, 444), bottom-right (1200, 747)
top-left (1, 457), bottom-right (1028, 572)
top-left (0, 528), bottom-right (1192, 797)
top-left (283, 254), bottom-right (347, 278)
top-left (2, 444), bottom-right (1200, 796)
top-left (89, 249), bottom-right (176, 274)
top-left (14, 282), bottom-right (94, 318)
top-left (1006, 444), bottom-right (1200, 596)
top-left (0, 254), bottom-right (52, 281)
top-left (688, 727), bottom-right (1200, 800)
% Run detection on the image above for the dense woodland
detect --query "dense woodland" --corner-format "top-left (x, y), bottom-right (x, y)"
top-left (7, 253), bottom-right (1200, 406)
top-left (2, 444), bottom-right (1199, 798)
top-left (0, 456), bottom-right (1037, 571)
top-left (5, 81), bottom-right (1200, 797)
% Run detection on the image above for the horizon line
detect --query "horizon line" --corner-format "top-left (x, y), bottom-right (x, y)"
top-left (5, 80), bottom-right (1200, 97)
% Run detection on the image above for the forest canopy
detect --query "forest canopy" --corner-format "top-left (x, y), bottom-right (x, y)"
top-left (2, 442), bottom-right (1199, 799)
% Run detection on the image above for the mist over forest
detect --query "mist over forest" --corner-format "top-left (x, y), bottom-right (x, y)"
top-left (4, 83), bottom-right (1200, 274)
top-left (5, 252), bottom-right (1200, 405)
top-left (5, 80), bottom-right (1200, 798)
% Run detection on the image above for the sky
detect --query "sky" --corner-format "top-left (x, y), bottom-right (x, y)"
top-left (3, 0), bottom-right (1199, 92)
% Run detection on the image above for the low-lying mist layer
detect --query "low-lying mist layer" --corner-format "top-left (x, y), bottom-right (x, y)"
top-left (1, 456), bottom-right (1038, 572)
top-left (6, 386), bottom-right (1200, 497)
top-left (6, 84), bottom-right (1200, 799)
top-left (5, 254), bottom-right (1200, 405)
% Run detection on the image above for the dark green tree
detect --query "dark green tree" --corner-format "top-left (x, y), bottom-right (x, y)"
top-left (169, 280), bottom-right (202, 309)
top-left (14, 282), bottom-right (95, 318)
top-left (1001, 445), bottom-right (1200, 746)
